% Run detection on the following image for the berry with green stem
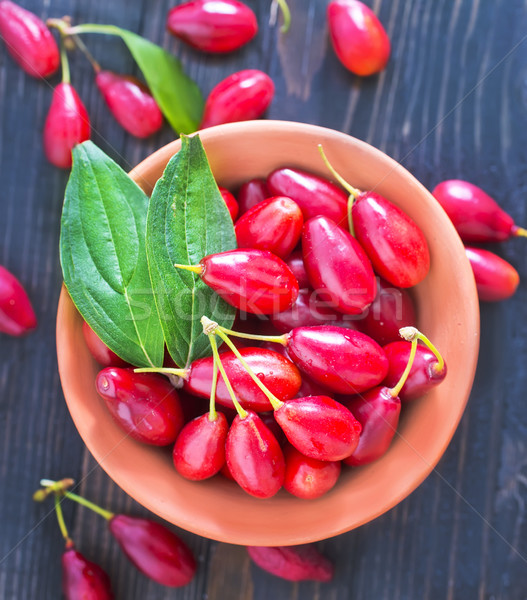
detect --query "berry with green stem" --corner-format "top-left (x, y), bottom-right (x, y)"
top-left (173, 359), bottom-right (229, 480)
top-left (319, 145), bottom-right (430, 288)
top-left (343, 329), bottom-right (420, 466)
top-left (174, 248), bottom-right (299, 315)
top-left (38, 480), bottom-right (197, 588)
top-left (207, 332), bottom-right (285, 498)
top-left (382, 327), bottom-right (447, 401)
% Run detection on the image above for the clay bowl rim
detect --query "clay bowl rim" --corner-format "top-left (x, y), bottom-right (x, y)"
top-left (56, 120), bottom-right (480, 546)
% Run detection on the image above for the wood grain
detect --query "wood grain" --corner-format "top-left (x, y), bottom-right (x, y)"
top-left (1, 1), bottom-right (526, 598)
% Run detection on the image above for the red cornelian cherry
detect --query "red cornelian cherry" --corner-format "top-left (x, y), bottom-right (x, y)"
top-left (0, 1), bottom-right (59, 78)
top-left (219, 186), bottom-right (239, 221)
top-left (95, 368), bottom-right (184, 446)
top-left (82, 321), bottom-right (129, 367)
top-left (344, 330), bottom-right (420, 466)
top-left (175, 249), bottom-right (299, 315)
top-left (269, 288), bottom-right (343, 333)
top-left (235, 196), bottom-right (303, 258)
top-left (358, 277), bottom-right (416, 345)
top-left (465, 247), bottom-right (520, 302)
top-left (226, 410), bottom-right (285, 498)
top-left (302, 216), bottom-right (377, 314)
top-left (327, 0), bottom-right (390, 76)
top-left (173, 411), bottom-right (228, 480)
top-left (95, 70), bottom-right (163, 138)
top-left (343, 387), bottom-right (401, 466)
top-left (274, 395), bottom-right (362, 462)
top-left (383, 341), bottom-right (447, 402)
top-left (352, 190), bottom-right (430, 287)
top-left (200, 69), bottom-right (274, 129)
top-left (285, 325), bottom-right (388, 394)
top-left (283, 444), bottom-right (341, 500)
top-left (319, 146), bottom-right (430, 288)
top-left (267, 167), bottom-right (348, 225)
top-left (62, 545), bottom-right (114, 600)
top-left (43, 82), bottom-right (90, 168)
top-left (237, 178), bottom-right (270, 215)
top-left (0, 265), bottom-right (37, 336)
top-left (182, 347), bottom-right (302, 412)
top-left (285, 250), bottom-right (310, 289)
top-left (432, 180), bottom-right (527, 242)
top-left (109, 515), bottom-right (196, 587)
top-left (247, 544), bottom-right (334, 582)
top-left (167, 0), bottom-right (258, 53)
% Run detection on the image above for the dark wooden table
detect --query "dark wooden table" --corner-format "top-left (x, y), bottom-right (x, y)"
top-left (1, 1), bottom-right (526, 598)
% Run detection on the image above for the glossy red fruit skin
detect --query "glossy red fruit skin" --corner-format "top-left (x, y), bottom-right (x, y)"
top-left (343, 387), bottom-right (400, 466)
top-left (302, 216), bottom-right (376, 314)
top-left (270, 288), bottom-right (343, 333)
top-left (352, 192), bottom-right (430, 288)
top-left (432, 180), bottom-right (518, 242)
top-left (327, 0), bottom-right (390, 76)
top-left (95, 71), bottom-right (163, 138)
top-left (199, 249), bottom-right (299, 314)
top-left (108, 515), bottom-right (196, 587)
top-left (226, 411), bottom-right (285, 498)
top-left (285, 250), bottom-right (310, 289)
top-left (358, 278), bottom-right (416, 345)
top-left (235, 196), bottom-right (303, 259)
top-left (267, 168), bottom-right (348, 225)
top-left (0, 1), bottom-right (59, 78)
top-left (166, 0), bottom-right (257, 53)
top-left (173, 412), bottom-right (228, 480)
top-left (62, 546), bottom-right (114, 600)
top-left (465, 247), bottom-right (519, 302)
top-left (275, 395), bottom-right (361, 462)
top-left (82, 321), bottom-right (129, 367)
top-left (286, 325), bottom-right (388, 394)
top-left (219, 186), bottom-right (239, 221)
top-left (237, 178), bottom-right (269, 215)
top-left (283, 444), bottom-right (341, 499)
top-left (247, 544), bottom-right (334, 582)
top-left (95, 368), bottom-right (184, 446)
top-left (184, 347), bottom-right (302, 412)
top-left (43, 83), bottom-right (90, 169)
top-left (383, 341), bottom-right (447, 402)
top-left (200, 69), bottom-right (274, 129)
top-left (0, 265), bottom-right (37, 336)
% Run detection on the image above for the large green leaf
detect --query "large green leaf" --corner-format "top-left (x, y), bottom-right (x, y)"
top-left (146, 134), bottom-right (237, 368)
top-left (118, 29), bottom-right (203, 134)
top-left (60, 141), bottom-right (164, 368)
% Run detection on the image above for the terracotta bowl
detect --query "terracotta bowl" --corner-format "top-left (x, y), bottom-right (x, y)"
top-left (56, 121), bottom-right (479, 546)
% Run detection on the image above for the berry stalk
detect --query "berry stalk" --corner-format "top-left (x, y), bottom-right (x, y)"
top-left (399, 326), bottom-right (445, 373)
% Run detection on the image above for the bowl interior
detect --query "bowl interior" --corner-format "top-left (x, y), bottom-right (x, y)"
top-left (57, 121), bottom-right (479, 545)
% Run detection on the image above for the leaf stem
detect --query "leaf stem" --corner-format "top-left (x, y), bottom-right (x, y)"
top-left (71, 34), bottom-right (101, 72)
top-left (208, 333), bottom-right (247, 419)
top-left (54, 493), bottom-right (73, 546)
top-left (390, 336), bottom-right (417, 397)
top-left (399, 326), bottom-right (445, 373)
top-left (214, 323), bottom-right (287, 346)
top-left (59, 37), bottom-right (70, 85)
top-left (208, 353), bottom-right (219, 421)
top-left (174, 263), bottom-right (204, 275)
top-left (317, 144), bottom-right (361, 235)
top-left (214, 328), bottom-right (284, 411)
top-left (62, 491), bottom-right (115, 521)
top-left (270, 0), bottom-right (291, 33)
top-left (133, 367), bottom-right (189, 378)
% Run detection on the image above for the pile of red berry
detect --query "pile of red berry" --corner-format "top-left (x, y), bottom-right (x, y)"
top-left (82, 152), bottom-right (448, 501)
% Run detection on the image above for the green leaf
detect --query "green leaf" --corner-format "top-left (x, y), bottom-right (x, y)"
top-left (60, 141), bottom-right (164, 368)
top-left (117, 29), bottom-right (203, 134)
top-left (146, 134), bottom-right (237, 368)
